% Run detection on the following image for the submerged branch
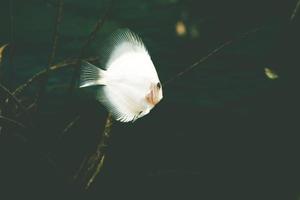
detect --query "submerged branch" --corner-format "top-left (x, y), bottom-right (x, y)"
top-left (73, 113), bottom-right (113, 189)
top-left (37, 0), bottom-right (64, 102)
top-left (9, 56), bottom-right (98, 98)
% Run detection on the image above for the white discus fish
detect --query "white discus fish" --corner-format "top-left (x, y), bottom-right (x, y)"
top-left (79, 28), bottom-right (163, 122)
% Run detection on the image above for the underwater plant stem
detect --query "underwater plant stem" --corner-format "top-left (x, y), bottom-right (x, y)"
top-left (73, 113), bottom-right (113, 189)
top-left (68, 1), bottom-right (112, 93)
top-left (36, 0), bottom-right (64, 103)
top-left (291, 0), bottom-right (300, 21)
top-left (163, 27), bottom-right (261, 85)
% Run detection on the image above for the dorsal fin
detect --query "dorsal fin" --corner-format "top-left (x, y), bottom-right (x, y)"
top-left (99, 28), bottom-right (149, 70)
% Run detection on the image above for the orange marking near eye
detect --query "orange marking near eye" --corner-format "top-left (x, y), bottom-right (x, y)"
top-left (146, 83), bottom-right (161, 106)
top-left (146, 90), bottom-right (155, 105)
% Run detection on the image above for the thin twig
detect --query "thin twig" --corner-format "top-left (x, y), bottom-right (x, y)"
top-left (85, 155), bottom-right (105, 189)
top-left (163, 27), bottom-right (261, 85)
top-left (68, 1), bottom-right (112, 93)
top-left (79, 5), bottom-right (111, 57)
top-left (0, 83), bottom-right (26, 112)
top-left (36, 0), bottom-right (64, 102)
top-left (291, 0), bottom-right (300, 21)
top-left (0, 116), bottom-right (58, 170)
top-left (7, 57), bottom-right (98, 117)
top-left (0, 115), bottom-right (26, 130)
top-left (9, 56), bottom-right (98, 98)
top-left (15, 102), bottom-right (36, 118)
top-left (73, 156), bottom-right (88, 181)
top-left (12, 60), bottom-right (75, 97)
top-left (61, 115), bottom-right (80, 135)
top-left (85, 113), bottom-right (113, 189)
top-left (73, 113), bottom-right (113, 189)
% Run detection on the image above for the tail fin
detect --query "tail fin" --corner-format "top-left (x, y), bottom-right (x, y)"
top-left (79, 61), bottom-right (106, 88)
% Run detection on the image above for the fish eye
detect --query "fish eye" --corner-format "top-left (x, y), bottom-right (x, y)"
top-left (156, 82), bottom-right (161, 89)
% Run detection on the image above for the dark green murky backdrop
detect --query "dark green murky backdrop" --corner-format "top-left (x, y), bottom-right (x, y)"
top-left (1, 0), bottom-right (300, 199)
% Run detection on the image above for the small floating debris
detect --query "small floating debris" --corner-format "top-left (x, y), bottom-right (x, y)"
top-left (264, 67), bottom-right (279, 79)
top-left (0, 44), bottom-right (8, 63)
top-left (175, 20), bottom-right (187, 36)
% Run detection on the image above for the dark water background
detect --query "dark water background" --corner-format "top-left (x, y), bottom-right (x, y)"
top-left (1, 0), bottom-right (300, 199)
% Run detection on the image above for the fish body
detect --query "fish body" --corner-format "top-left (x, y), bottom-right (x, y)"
top-left (79, 29), bottom-right (163, 122)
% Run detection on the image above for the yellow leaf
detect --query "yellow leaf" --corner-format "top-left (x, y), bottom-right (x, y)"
top-left (264, 67), bottom-right (279, 79)
top-left (175, 21), bottom-right (186, 36)
top-left (0, 44), bottom-right (8, 63)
